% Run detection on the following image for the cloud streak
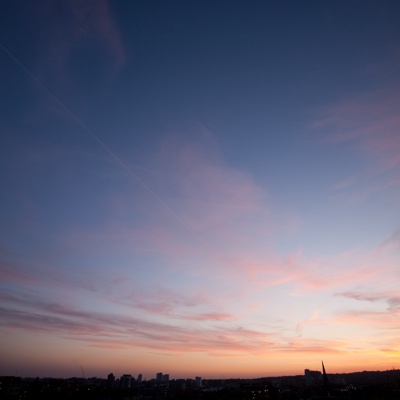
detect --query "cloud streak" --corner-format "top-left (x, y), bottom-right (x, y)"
top-left (0, 290), bottom-right (280, 356)
top-left (311, 73), bottom-right (400, 205)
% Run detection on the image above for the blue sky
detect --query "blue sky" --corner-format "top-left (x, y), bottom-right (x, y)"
top-left (1, 0), bottom-right (400, 379)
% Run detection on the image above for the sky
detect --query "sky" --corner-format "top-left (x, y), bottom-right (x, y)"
top-left (1, 0), bottom-right (400, 380)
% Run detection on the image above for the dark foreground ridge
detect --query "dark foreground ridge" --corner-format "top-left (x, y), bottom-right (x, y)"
top-left (1, 369), bottom-right (400, 400)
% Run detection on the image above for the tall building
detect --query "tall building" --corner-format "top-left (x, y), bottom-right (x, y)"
top-left (107, 373), bottom-right (115, 388)
top-left (162, 374), bottom-right (169, 382)
top-left (156, 372), bottom-right (163, 382)
top-left (137, 373), bottom-right (142, 383)
top-left (195, 376), bottom-right (202, 388)
top-left (120, 374), bottom-right (132, 389)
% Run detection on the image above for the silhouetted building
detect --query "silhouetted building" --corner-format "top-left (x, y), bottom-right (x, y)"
top-left (162, 374), bottom-right (169, 382)
top-left (107, 373), bottom-right (115, 388)
top-left (137, 373), bottom-right (142, 382)
top-left (156, 372), bottom-right (163, 382)
top-left (120, 374), bottom-right (132, 389)
top-left (196, 376), bottom-right (202, 388)
top-left (305, 368), bottom-right (321, 385)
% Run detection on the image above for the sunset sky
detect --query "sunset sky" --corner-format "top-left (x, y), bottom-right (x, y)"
top-left (1, 0), bottom-right (400, 379)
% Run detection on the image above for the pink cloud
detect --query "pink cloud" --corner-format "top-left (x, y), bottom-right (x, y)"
top-left (113, 287), bottom-right (211, 318)
top-left (336, 290), bottom-right (400, 311)
top-left (3, 286), bottom-right (354, 359)
top-left (178, 312), bottom-right (236, 322)
top-left (153, 131), bottom-right (268, 226)
top-left (377, 228), bottom-right (400, 253)
top-left (0, 292), bottom-right (280, 356)
top-left (333, 309), bottom-right (400, 335)
top-left (53, 126), bottom-right (399, 300)
top-left (311, 80), bottom-right (400, 171)
top-left (296, 309), bottom-right (320, 332)
top-left (275, 338), bottom-right (346, 354)
top-left (329, 176), bottom-right (357, 191)
top-left (4, 126), bottom-right (397, 367)
top-left (54, 128), bottom-right (276, 284)
top-left (326, 292), bottom-right (400, 354)
top-left (309, 67), bottom-right (400, 207)
top-left (0, 260), bottom-right (39, 286)
top-left (285, 229), bottom-right (400, 294)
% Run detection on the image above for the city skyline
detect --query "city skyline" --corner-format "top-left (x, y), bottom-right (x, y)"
top-left (1, 1), bottom-right (400, 379)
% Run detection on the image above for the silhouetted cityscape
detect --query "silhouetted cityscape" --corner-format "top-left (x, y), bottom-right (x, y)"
top-left (2, 365), bottom-right (400, 400)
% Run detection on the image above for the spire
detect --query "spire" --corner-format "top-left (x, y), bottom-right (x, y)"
top-left (322, 360), bottom-right (329, 395)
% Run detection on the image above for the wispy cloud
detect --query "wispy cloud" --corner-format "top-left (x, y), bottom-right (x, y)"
top-left (310, 60), bottom-right (400, 205)
top-left (2, 123), bottom-right (400, 373)
top-left (377, 229), bottom-right (400, 253)
top-left (0, 301), bottom-right (345, 359)
top-left (0, 290), bottom-right (281, 356)
top-left (0, 260), bottom-right (39, 286)
top-left (41, 0), bottom-right (125, 71)
top-left (336, 291), bottom-right (400, 311)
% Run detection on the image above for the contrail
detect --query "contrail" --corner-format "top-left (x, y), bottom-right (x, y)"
top-left (0, 42), bottom-right (189, 229)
